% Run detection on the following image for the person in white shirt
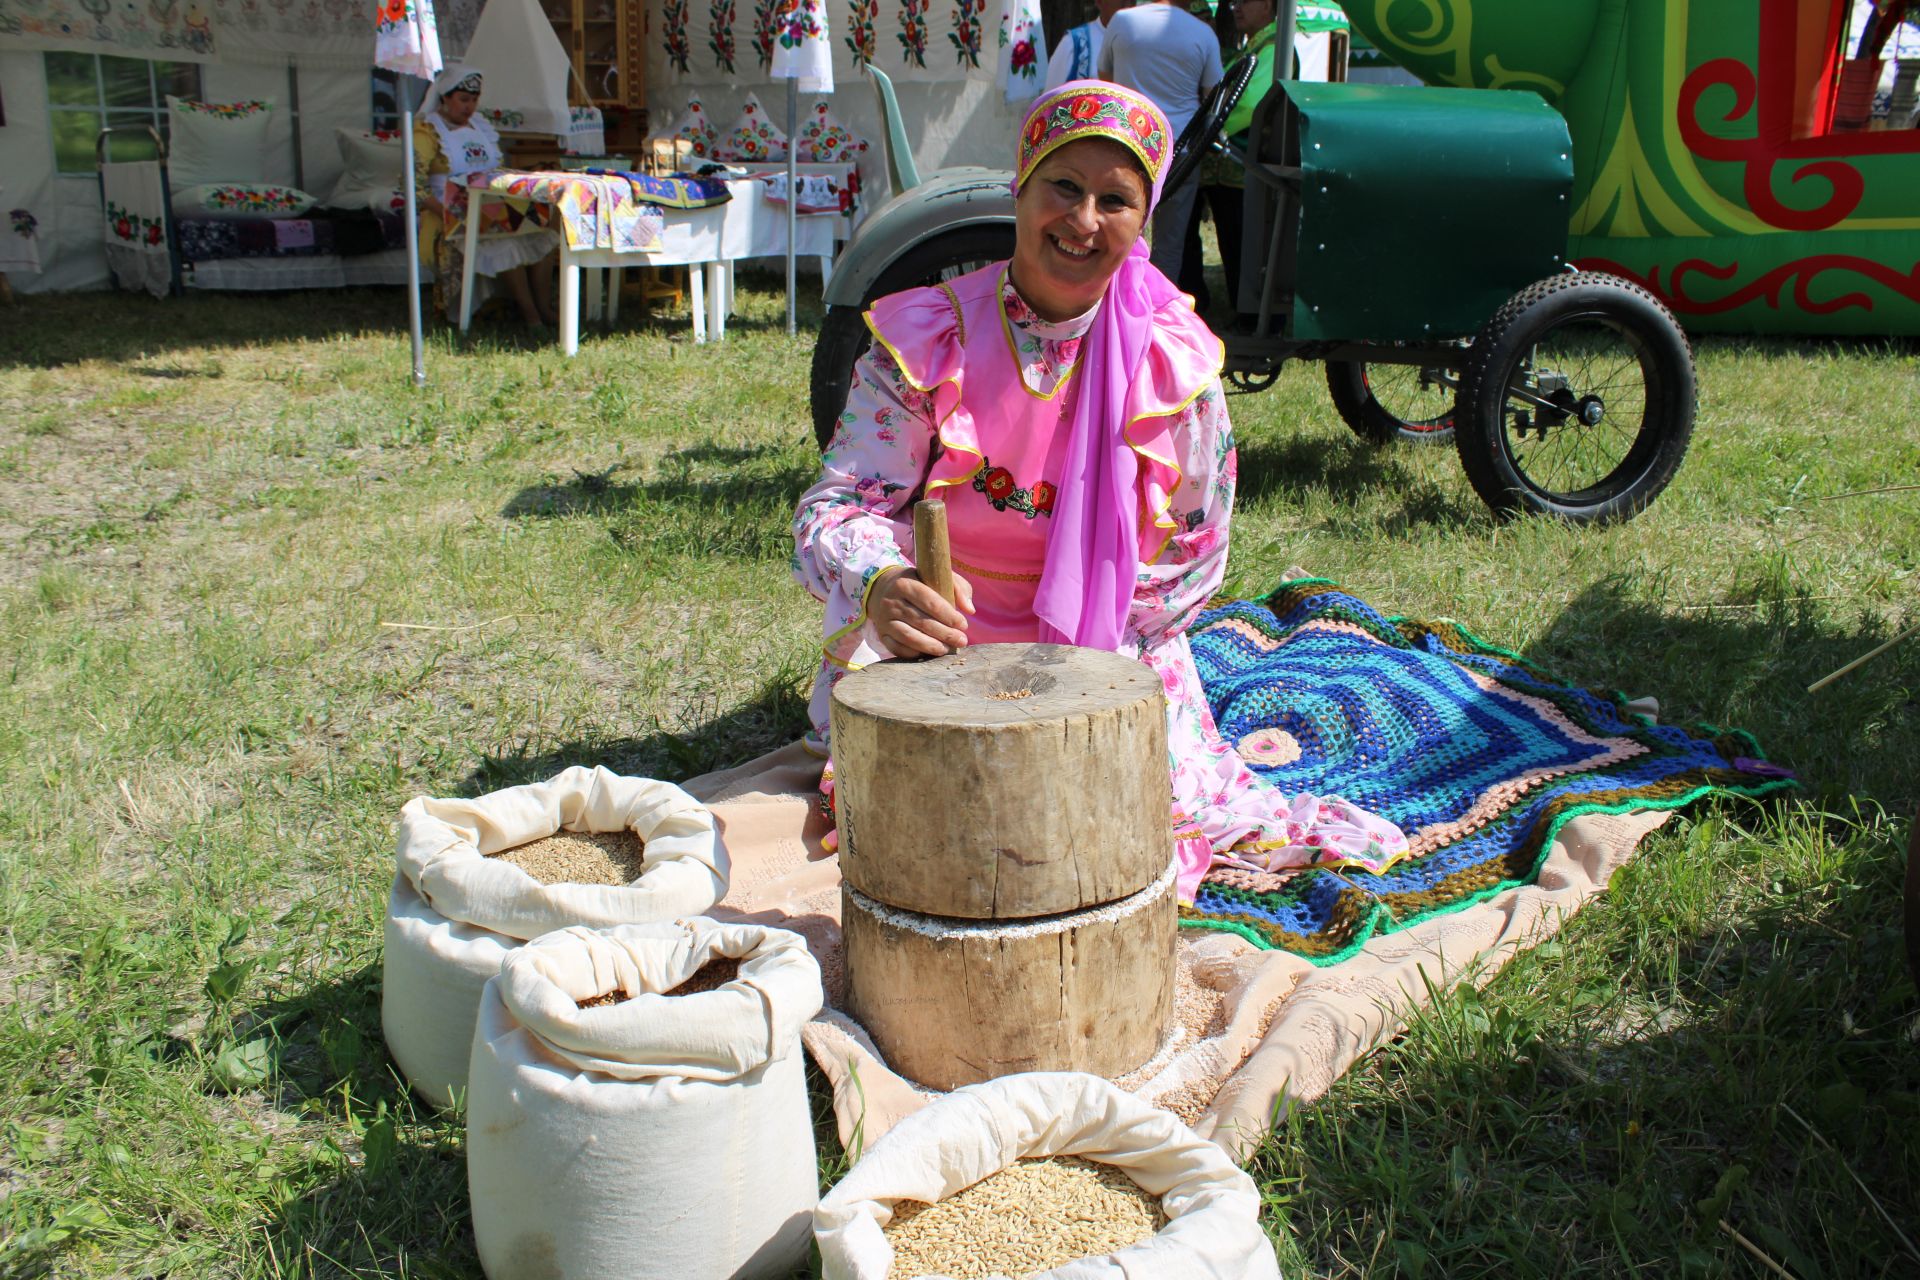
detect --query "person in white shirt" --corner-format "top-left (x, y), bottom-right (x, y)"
top-left (1098, 0), bottom-right (1223, 281)
top-left (1044, 0), bottom-right (1133, 91)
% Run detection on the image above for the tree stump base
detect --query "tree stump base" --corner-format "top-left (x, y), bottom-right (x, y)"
top-left (842, 865), bottom-right (1178, 1092)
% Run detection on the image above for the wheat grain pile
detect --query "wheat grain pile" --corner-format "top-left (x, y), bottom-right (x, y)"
top-left (492, 829), bottom-right (646, 886)
top-left (575, 956), bottom-right (743, 1008)
top-left (883, 1156), bottom-right (1165, 1278)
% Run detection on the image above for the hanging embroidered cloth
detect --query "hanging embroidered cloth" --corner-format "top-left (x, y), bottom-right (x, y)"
top-left (996, 0), bottom-right (1045, 103)
top-left (374, 0), bottom-right (444, 81)
top-left (101, 161), bottom-right (171, 299)
top-left (769, 0), bottom-right (834, 92)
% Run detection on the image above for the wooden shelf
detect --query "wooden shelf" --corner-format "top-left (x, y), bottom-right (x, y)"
top-left (544, 0), bottom-right (646, 121)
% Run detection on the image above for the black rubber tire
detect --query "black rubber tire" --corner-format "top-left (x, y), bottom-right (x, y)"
top-left (809, 224), bottom-right (1017, 449)
top-left (1163, 53), bottom-right (1259, 197)
top-left (1324, 360), bottom-right (1458, 446)
top-left (1453, 272), bottom-right (1696, 524)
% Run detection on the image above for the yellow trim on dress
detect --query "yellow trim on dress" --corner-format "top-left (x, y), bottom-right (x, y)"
top-left (863, 296), bottom-right (983, 497)
top-left (821, 562), bottom-right (908, 670)
top-left (998, 266), bottom-right (1083, 402)
top-left (1123, 325), bottom-right (1227, 564)
top-left (952, 554), bottom-right (1042, 583)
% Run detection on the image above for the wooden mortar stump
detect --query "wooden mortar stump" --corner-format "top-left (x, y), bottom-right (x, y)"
top-left (829, 642), bottom-right (1170, 920)
top-left (841, 865), bottom-right (1179, 1091)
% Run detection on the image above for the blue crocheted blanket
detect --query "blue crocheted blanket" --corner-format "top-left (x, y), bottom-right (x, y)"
top-left (1180, 581), bottom-right (1797, 965)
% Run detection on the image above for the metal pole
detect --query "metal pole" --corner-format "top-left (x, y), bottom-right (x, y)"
top-left (400, 75), bottom-right (427, 387)
top-left (785, 75), bottom-right (798, 337)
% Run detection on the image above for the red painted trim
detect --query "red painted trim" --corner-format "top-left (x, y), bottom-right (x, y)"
top-left (1575, 254), bottom-right (1920, 315)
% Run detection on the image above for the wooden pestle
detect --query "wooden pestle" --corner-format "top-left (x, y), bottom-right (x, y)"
top-left (912, 499), bottom-right (956, 607)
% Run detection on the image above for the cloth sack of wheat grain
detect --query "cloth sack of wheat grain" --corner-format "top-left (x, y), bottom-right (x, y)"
top-left (814, 1072), bottom-right (1280, 1280)
top-left (467, 920), bottom-right (823, 1280)
top-left (381, 766), bottom-right (727, 1108)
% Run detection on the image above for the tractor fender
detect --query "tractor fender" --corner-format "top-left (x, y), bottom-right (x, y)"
top-left (825, 166), bottom-right (1016, 308)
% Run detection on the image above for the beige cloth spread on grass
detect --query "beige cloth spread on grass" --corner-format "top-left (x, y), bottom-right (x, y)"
top-left (682, 742), bottom-right (1669, 1161)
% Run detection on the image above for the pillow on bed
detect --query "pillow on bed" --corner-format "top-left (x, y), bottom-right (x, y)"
top-left (327, 128), bottom-right (406, 211)
top-left (172, 182), bottom-right (317, 220)
top-left (166, 97), bottom-right (275, 188)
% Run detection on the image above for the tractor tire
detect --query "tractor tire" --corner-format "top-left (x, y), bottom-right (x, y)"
top-left (1453, 272), bottom-right (1695, 524)
top-left (810, 224), bottom-right (1017, 450)
top-left (1325, 360), bottom-right (1457, 446)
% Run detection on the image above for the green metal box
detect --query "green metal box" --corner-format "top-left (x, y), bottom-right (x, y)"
top-left (1283, 81), bottom-right (1573, 342)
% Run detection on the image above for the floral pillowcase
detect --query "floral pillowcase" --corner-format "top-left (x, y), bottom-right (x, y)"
top-left (715, 93), bottom-right (789, 161)
top-left (171, 183), bottom-right (318, 221)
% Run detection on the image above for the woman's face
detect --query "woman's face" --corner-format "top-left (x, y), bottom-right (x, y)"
top-left (1008, 138), bottom-right (1150, 322)
top-left (441, 88), bottom-right (480, 127)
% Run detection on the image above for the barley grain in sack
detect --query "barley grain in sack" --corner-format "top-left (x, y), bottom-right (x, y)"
top-left (468, 920), bottom-right (823, 1280)
top-left (382, 766), bottom-right (726, 1108)
top-left (814, 1072), bottom-right (1280, 1280)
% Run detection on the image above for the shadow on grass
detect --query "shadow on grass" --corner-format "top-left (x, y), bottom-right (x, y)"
top-left (0, 288), bottom-right (413, 369)
top-left (1249, 803), bottom-right (1919, 1278)
top-left (461, 667), bottom-right (812, 795)
top-left (499, 442), bottom-right (817, 560)
top-left (1522, 575), bottom-right (1920, 816)
top-left (1235, 431), bottom-right (1482, 528)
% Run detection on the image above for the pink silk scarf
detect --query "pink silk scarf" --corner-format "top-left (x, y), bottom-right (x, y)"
top-left (1032, 238), bottom-right (1186, 650)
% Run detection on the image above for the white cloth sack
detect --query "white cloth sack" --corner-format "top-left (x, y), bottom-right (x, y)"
top-left (382, 767), bottom-right (727, 1108)
top-left (382, 872), bottom-right (517, 1110)
top-left (467, 921), bottom-right (824, 1280)
top-left (814, 1072), bottom-right (1280, 1280)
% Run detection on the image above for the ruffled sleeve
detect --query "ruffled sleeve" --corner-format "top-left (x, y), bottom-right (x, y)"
top-left (1126, 377), bottom-right (1234, 646)
top-left (1123, 292), bottom-right (1226, 567)
top-left (793, 279), bottom-right (970, 666)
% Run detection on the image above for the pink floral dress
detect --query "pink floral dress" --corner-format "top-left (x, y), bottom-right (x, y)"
top-left (792, 266), bottom-right (1407, 899)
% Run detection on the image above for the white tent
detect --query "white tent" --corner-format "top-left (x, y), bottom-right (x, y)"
top-left (0, 0), bottom-right (575, 294)
top-left (438, 0), bottom-right (574, 135)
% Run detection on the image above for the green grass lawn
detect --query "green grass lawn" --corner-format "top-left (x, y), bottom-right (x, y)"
top-left (0, 278), bottom-right (1916, 1278)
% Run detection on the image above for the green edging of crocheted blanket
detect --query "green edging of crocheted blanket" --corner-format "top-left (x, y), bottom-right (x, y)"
top-left (1179, 776), bottom-right (1797, 967)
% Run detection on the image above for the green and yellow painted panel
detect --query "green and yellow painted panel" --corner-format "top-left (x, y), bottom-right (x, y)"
top-left (1343, 0), bottom-right (1920, 334)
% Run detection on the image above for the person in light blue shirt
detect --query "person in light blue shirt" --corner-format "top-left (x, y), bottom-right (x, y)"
top-left (1098, 0), bottom-right (1223, 281)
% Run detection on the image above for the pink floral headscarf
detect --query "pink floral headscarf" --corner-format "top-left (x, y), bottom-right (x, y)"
top-left (1014, 81), bottom-right (1184, 654)
top-left (1016, 80), bottom-right (1173, 210)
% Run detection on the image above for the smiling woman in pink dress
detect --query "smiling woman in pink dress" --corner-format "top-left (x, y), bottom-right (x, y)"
top-left (791, 81), bottom-right (1408, 901)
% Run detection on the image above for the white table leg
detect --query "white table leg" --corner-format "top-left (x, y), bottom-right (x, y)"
top-left (690, 262), bottom-right (707, 343)
top-left (585, 267), bottom-right (604, 323)
top-left (458, 189), bottom-right (483, 332)
top-left (559, 251), bottom-right (581, 356)
top-left (607, 267), bottom-right (622, 325)
top-left (706, 262), bottom-right (726, 341)
top-left (722, 261), bottom-right (735, 318)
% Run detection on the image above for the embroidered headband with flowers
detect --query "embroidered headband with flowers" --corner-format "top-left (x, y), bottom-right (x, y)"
top-left (450, 70), bottom-right (484, 95)
top-left (1015, 81), bottom-right (1172, 198)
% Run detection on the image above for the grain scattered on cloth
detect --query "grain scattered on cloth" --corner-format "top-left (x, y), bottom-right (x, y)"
top-left (883, 1157), bottom-right (1164, 1279)
top-left (687, 742), bottom-right (1673, 1158)
top-left (491, 829), bottom-right (645, 886)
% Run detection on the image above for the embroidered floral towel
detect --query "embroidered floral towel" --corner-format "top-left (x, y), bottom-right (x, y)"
top-left (102, 160), bottom-right (171, 299)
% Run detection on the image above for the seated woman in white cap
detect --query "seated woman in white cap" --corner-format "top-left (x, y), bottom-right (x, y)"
top-left (414, 66), bottom-right (560, 329)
